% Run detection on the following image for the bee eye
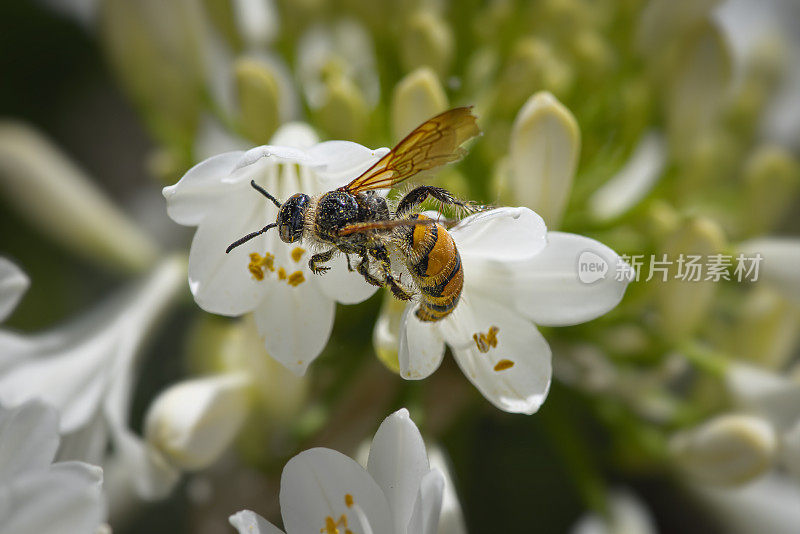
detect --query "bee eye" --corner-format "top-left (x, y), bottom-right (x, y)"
top-left (278, 194), bottom-right (310, 243)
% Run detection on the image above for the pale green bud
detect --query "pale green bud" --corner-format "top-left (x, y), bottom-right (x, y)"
top-left (400, 10), bottom-right (454, 79)
top-left (391, 67), bottom-right (448, 142)
top-left (0, 122), bottom-right (160, 273)
top-left (508, 91), bottom-right (580, 228)
top-left (642, 200), bottom-right (680, 243)
top-left (569, 30), bottom-right (616, 80)
top-left (665, 21), bottom-right (732, 160)
top-left (741, 146), bottom-right (800, 236)
top-left (145, 373), bottom-right (252, 471)
top-left (99, 0), bottom-right (205, 149)
top-left (656, 217), bottom-right (726, 339)
top-left (314, 73), bottom-right (369, 141)
top-left (234, 57), bottom-right (282, 144)
top-left (670, 414), bottom-right (777, 486)
top-left (738, 238), bottom-right (800, 307)
top-left (636, 0), bottom-right (722, 61)
top-left (728, 287), bottom-right (800, 370)
top-left (497, 38), bottom-right (573, 113)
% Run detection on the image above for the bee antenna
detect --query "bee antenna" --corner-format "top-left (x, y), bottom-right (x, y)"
top-left (226, 223), bottom-right (278, 253)
top-left (250, 180), bottom-right (282, 208)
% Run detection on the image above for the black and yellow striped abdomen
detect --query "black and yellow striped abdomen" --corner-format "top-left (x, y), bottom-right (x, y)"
top-left (403, 215), bottom-right (463, 322)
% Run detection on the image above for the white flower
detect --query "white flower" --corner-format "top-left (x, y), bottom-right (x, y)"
top-left (0, 256), bottom-right (186, 500)
top-left (0, 399), bottom-right (105, 534)
top-left (0, 257), bottom-right (28, 324)
top-left (229, 408), bottom-right (449, 534)
top-left (396, 207), bottom-right (631, 414)
top-left (163, 123), bottom-right (387, 375)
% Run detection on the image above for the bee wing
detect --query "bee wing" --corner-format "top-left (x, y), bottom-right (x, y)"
top-left (338, 218), bottom-right (442, 236)
top-left (341, 107), bottom-right (480, 194)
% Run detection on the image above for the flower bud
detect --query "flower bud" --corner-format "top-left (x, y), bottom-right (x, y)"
top-left (738, 238), bottom-right (800, 307)
top-left (0, 122), bottom-right (160, 273)
top-left (665, 21), bottom-right (732, 160)
top-left (145, 373), bottom-right (251, 471)
top-left (391, 67), bottom-right (448, 142)
top-left (509, 91), bottom-right (580, 228)
top-left (99, 0), bottom-right (205, 149)
top-left (497, 38), bottom-right (573, 113)
top-left (670, 414), bottom-right (777, 486)
top-left (400, 10), bottom-right (454, 78)
top-left (741, 146), bottom-right (800, 236)
top-left (655, 217), bottom-right (726, 339)
top-left (315, 73), bottom-right (370, 141)
top-left (234, 57), bottom-right (281, 144)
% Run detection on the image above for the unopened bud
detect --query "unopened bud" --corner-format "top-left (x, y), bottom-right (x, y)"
top-left (656, 217), bottom-right (726, 339)
top-left (400, 11), bottom-right (454, 78)
top-left (738, 238), bottom-right (800, 307)
top-left (0, 122), bottom-right (160, 273)
top-left (315, 73), bottom-right (369, 141)
top-left (670, 414), bottom-right (777, 486)
top-left (509, 91), bottom-right (580, 228)
top-left (498, 38), bottom-right (573, 113)
top-left (234, 57), bottom-right (281, 144)
top-left (391, 67), bottom-right (448, 142)
top-left (742, 146), bottom-right (800, 236)
top-left (145, 373), bottom-right (251, 471)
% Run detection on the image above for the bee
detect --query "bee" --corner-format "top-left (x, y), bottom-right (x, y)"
top-left (226, 107), bottom-right (481, 321)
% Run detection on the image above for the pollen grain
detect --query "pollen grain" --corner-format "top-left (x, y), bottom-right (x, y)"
top-left (494, 359), bottom-right (515, 372)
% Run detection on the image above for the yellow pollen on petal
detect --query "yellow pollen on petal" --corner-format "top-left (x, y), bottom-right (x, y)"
top-left (345, 494), bottom-right (354, 508)
top-left (494, 359), bottom-right (515, 371)
top-left (320, 514), bottom-right (349, 534)
top-left (473, 326), bottom-right (500, 353)
top-left (291, 246), bottom-right (306, 262)
top-left (248, 252), bottom-right (275, 280)
top-left (278, 267), bottom-right (287, 280)
top-left (287, 270), bottom-right (306, 286)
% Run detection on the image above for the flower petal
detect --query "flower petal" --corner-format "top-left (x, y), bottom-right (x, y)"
top-left (738, 238), bottom-right (800, 306)
top-left (307, 141), bottom-right (390, 188)
top-left (508, 232), bottom-right (630, 327)
top-left (450, 207), bottom-right (547, 264)
top-left (441, 295), bottom-right (552, 414)
top-left (314, 252), bottom-right (378, 305)
top-left (0, 258), bottom-right (29, 323)
top-left (398, 306), bottom-right (446, 380)
top-left (0, 461), bottom-right (105, 534)
top-left (367, 408), bottom-right (431, 533)
top-left (162, 151), bottom-right (244, 227)
top-left (0, 400), bottom-right (59, 480)
top-left (279, 448), bottom-right (393, 534)
top-left (229, 510), bottom-right (286, 534)
top-left (252, 281), bottom-right (335, 376)
top-left (406, 469), bottom-right (445, 534)
top-left (587, 131), bottom-right (667, 222)
top-left (187, 187), bottom-right (274, 316)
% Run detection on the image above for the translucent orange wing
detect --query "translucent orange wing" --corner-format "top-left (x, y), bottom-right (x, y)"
top-left (338, 217), bottom-right (457, 236)
top-left (341, 107), bottom-right (480, 194)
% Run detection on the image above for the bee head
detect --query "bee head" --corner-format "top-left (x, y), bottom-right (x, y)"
top-left (277, 193), bottom-right (310, 243)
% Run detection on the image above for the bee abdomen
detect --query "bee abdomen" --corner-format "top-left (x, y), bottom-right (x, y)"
top-left (406, 215), bottom-right (463, 322)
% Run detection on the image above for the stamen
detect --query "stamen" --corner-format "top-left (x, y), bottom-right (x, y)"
top-left (248, 252), bottom-right (275, 280)
top-left (472, 326), bottom-right (500, 353)
top-left (278, 267), bottom-right (287, 280)
top-left (291, 246), bottom-right (306, 262)
top-left (287, 271), bottom-right (305, 286)
top-left (494, 359), bottom-right (515, 372)
top-left (320, 514), bottom-right (351, 534)
top-left (345, 494), bottom-right (354, 508)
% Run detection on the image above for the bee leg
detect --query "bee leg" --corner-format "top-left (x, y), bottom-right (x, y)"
top-left (345, 254), bottom-right (355, 272)
top-left (369, 244), bottom-right (413, 301)
top-left (356, 253), bottom-right (384, 288)
top-left (395, 185), bottom-right (484, 216)
top-left (308, 248), bottom-right (335, 275)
